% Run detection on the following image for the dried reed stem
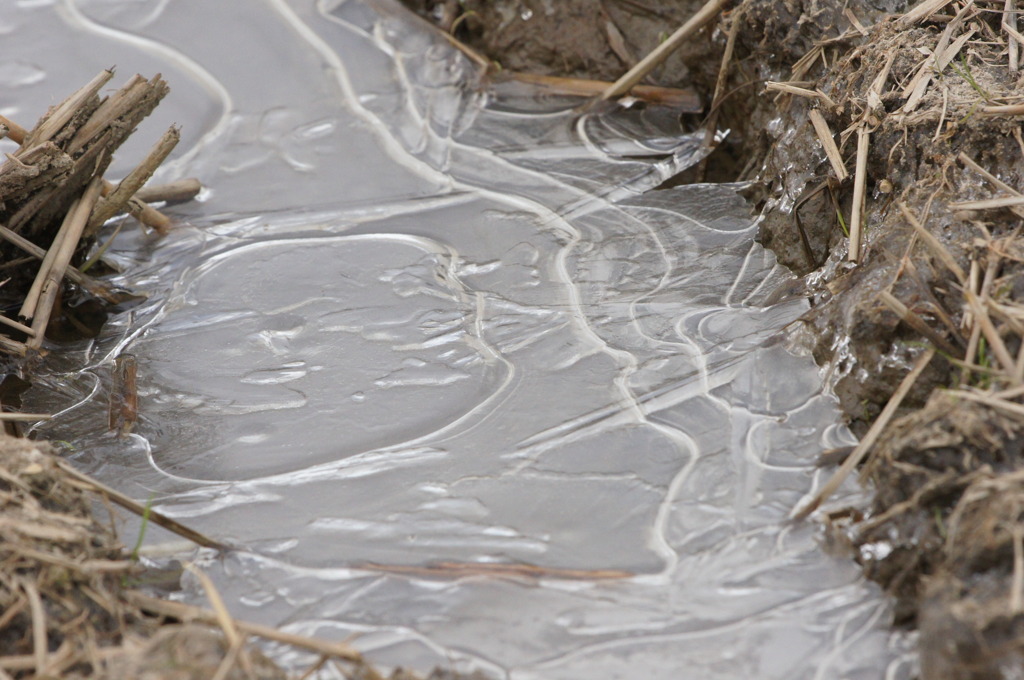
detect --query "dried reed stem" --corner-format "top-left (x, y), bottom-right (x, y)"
top-left (878, 289), bottom-right (959, 354)
top-left (903, 0), bottom-right (956, 24)
top-left (19, 69), bottom-right (114, 152)
top-left (88, 125), bottom-right (180, 234)
top-left (848, 126), bottom-right (871, 262)
top-left (951, 196), bottom-right (1024, 210)
top-left (500, 71), bottom-right (701, 110)
top-left (125, 592), bottom-right (365, 662)
top-left (0, 224), bottom-right (117, 302)
top-left (25, 178), bottom-right (105, 348)
top-left (1013, 526), bottom-right (1024, 612)
top-left (134, 178), bottom-right (203, 204)
top-left (958, 152), bottom-right (1024, 218)
top-left (54, 459), bottom-right (229, 551)
top-left (793, 348), bottom-right (936, 520)
top-left (20, 580), bottom-right (47, 676)
top-left (0, 111), bottom-right (177, 232)
top-left (67, 74), bottom-right (147, 154)
top-left (898, 202), bottom-right (967, 284)
top-left (965, 289), bottom-right (1020, 381)
top-left (600, 0), bottom-right (727, 100)
top-left (808, 109), bottom-right (849, 180)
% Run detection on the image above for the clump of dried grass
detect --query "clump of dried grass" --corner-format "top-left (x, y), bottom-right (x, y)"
top-left (743, 1), bottom-right (1024, 674)
top-left (0, 434), bottom-right (459, 680)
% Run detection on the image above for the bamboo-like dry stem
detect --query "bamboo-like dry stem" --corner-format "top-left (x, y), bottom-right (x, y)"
top-left (0, 413), bottom-right (51, 422)
top-left (1013, 526), bottom-right (1024, 612)
top-left (26, 178), bottom-right (105, 348)
top-left (764, 82), bottom-right (837, 107)
top-left (20, 200), bottom-right (82, 322)
top-left (792, 348), bottom-right (936, 520)
top-left (898, 202), bottom-right (967, 284)
top-left (54, 459), bottom-right (229, 551)
top-left (88, 125), bottom-right (180, 233)
top-left (20, 580), bottom-right (47, 676)
top-left (878, 289), bottom-right (959, 355)
top-left (125, 593), bottom-right (365, 662)
top-left (698, 5), bottom-right (742, 179)
top-left (903, 0), bottom-right (956, 23)
top-left (498, 72), bottom-right (701, 110)
top-left (0, 315), bottom-right (34, 337)
top-left (67, 74), bottom-right (147, 154)
top-left (848, 126), bottom-right (871, 262)
top-left (951, 195), bottom-right (1024, 210)
top-left (19, 69), bottom-right (114, 153)
top-left (981, 104), bottom-right (1024, 115)
top-left (0, 112), bottom-right (177, 231)
top-left (600, 0), bottom-right (727, 100)
top-left (184, 564), bottom-right (242, 648)
top-left (808, 109), bottom-right (849, 180)
top-left (0, 224), bottom-right (118, 302)
top-left (965, 289), bottom-right (1020, 381)
top-left (1007, 0), bottom-right (1020, 72)
top-left (135, 178), bottom-right (203, 204)
top-left (950, 389), bottom-right (1024, 418)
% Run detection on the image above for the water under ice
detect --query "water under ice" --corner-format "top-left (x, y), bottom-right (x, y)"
top-left (11, 0), bottom-right (913, 677)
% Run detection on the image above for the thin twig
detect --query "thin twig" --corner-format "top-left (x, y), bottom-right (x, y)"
top-left (27, 178), bottom-right (105, 348)
top-left (793, 348), bottom-right (936, 520)
top-left (88, 125), bottom-right (181, 234)
top-left (19, 69), bottom-right (114, 152)
top-left (600, 0), bottom-right (728, 100)
top-left (878, 290), bottom-right (959, 355)
top-left (965, 290), bottom-right (1020, 381)
top-left (54, 459), bottom-right (229, 551)
top-left (0, 224), bottom-right (119, 303)
top-left (898, 202), bottom-right (967, 284)
top-left (902, 0), bottom-right (956, 24)
top-left (497, 71), bottom-right (701, 110)
top-left (848, 126), bottom-right (871, 262)
top-left (808, 109), bottom-right (849, 180)
top-left (125, 592), bottom-right (365, 662)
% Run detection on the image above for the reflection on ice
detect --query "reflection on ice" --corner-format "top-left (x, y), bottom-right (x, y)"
top-left (19, 0), bottom-right (912, 677)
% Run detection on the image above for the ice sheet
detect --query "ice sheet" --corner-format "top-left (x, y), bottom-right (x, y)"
top-left (14, 0), bottom-right (914, 677)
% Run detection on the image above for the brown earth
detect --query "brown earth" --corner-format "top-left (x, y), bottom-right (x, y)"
top-left (401, 0), bottom-right (1024, 677)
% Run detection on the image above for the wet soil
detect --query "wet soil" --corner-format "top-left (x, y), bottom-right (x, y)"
top-left (401, 0), bottom-right (1024, 676)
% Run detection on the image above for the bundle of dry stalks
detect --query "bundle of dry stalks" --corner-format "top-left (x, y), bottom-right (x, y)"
top-left (0, 69), bottom-right (201, 359)
top-left (0, 435), bottom-right (450, 680)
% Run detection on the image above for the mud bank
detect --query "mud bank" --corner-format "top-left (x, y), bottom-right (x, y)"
top-left (401, 0), bottom-right (1024, 676)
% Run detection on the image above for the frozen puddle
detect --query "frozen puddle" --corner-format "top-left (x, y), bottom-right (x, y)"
top-left (15, 0), bottom-right (911, 677)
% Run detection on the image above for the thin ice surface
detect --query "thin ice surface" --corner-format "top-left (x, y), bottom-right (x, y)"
top-left (16, 0), bottom-right (910, 677)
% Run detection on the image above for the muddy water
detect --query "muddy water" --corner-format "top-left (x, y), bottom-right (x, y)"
top-left (14, 0), bottom-right (909, 677)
